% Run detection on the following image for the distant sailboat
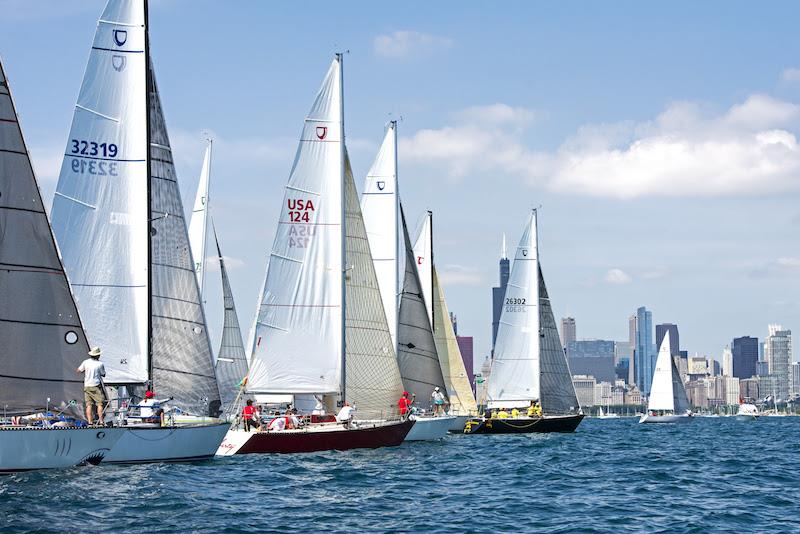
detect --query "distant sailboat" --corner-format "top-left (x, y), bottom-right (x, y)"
top-left (50, 0), bottom-right (228, 462)
top-left (0, 56), bottom-right (124, 472)
top-left (467, 210), bottom-right (584, 434)
top-left (188, 138), bottom-right (212, 295)
top-left (639, 331), bottom-right (692, 423)
top-left (217, 56), bottom-right (414, 456)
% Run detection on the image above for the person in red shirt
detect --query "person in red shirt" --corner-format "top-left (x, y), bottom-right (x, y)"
top-left (398, 391), bottom-right (415, 417)
top-left (242, 399), bottom-right (260, 432)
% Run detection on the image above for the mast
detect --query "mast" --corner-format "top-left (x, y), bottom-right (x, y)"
top-left (392, 121), bottom-right (400, 355)
top-left (338, 52), bottom-right (346, 403)
top-left (428, 210), bottom-right (434, 329)
top-left (144, 0), bottom-right (153, 387)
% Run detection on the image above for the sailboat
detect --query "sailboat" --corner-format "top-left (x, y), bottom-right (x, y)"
top-left (50, 0), bottom-right (228, 462)
top-left (360, 122), bottom-right (453, 441)
top-left (467, 210), bottom-right (584, 434)
top-left (597, 406), bottom-right (620, 419)
top-left (216, 55), bottom-right (414, 456)
top-left (639, 331), bottom-right (692, 423)
top-left (0, 57), bottom-right (124, 472)
top-left (413, 211), bottom-right (479, 432)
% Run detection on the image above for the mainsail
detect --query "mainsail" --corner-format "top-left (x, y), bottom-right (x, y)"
top-left (412, 213), bottom-right (433, 326)
top-left (432, 267), bottom-right (478, 414)
top-left (647, 331), bottom-right (689, 413)
top-left (212, 224), bottom-right (249, 411)
top-left (360, 121), bottom-right (398, 349)
top-left (396, 206), bottom-right (447, 406)
top-left (247, 57), bottom-right (344, 395)
top-left (188, 139), bottom-right (212, 294)
top-left (0, 58), bottom-right (87, 418)
top-left (486, 211), bottom-right (540, 408)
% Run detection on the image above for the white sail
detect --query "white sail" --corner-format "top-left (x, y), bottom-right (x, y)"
top-left (412, 212), bottom-right (434, 327)
top-left (188, 139), bottom-right (212, 295)
top-left (486, 211), bottom-right (540, 408)
top-left (647, 331), bottom-right (689, 413)
top-left (360, 121), bottom-right (398, 349)
top-left (247, 57), bottom-right (343, 395)
top-left (51, 0), bottom-right (149, 385)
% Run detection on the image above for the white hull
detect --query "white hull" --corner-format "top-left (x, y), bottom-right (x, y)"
top-left (735, 414), bottom-right (758, 421)
top-left (447, 414), bottom-right (470, 433)
top-left (404, 415), bottom-right (454, 441)
top-left (639, 414), bottom-right (692, 424)
top-left (0, 427), bottom-right (124, 473)
top-left (103, 423), bottom-right (228, 464)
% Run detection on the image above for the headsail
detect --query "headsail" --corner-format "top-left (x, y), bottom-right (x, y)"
top-left (397, 206), bottom-right (447, 406)
top-left (212, 223), bottom-right (249, 412)
top-left (432, 267), bottom-right (478, 414)
top-left (344, 151), bottom-right (404, 418)
top-left (486, 211), bottom-right (540, 409)
top-left (647, 331), bottom-right (689, 413)
top-left (247, 57), bottom-right (343, 395)
top-left (188, 138), bottom-right (212, 295)
top-left (360, 121), bottom-right (398, 349)
top-left (0, 58), bottom-right (88, 418)
top-left (51, 0), bottom-right (149, 385)
top-left (412, 212), bottom-right (433, 327)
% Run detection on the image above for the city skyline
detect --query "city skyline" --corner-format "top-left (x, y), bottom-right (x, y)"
top-left (1, 1), bottom-right (798, 363)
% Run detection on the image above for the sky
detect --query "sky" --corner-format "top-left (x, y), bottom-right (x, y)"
top-left (1, 1), bottom-right (798, 368)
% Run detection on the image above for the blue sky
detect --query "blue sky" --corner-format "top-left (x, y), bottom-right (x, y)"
top-left (2, 1), bottom-right (798, 367)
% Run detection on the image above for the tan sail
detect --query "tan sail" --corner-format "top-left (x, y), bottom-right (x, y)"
top-left (432, 267), bottom-right (478, 415)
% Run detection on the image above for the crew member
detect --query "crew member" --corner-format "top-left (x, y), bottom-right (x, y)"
top-left (140, 390), bottom-right (170, 426)
top-left (496, 408), bottom-right (510, 419)
top-left (398, 391), bottom-right (414, 417)
top-left (242, 399), bottom-right (260, 432)
top-left (431, 387), bottom-right (447, 416)
top-left (76, 347), bottom-right (106, 425)
top-left (336, 402), bottom-right (355, 429)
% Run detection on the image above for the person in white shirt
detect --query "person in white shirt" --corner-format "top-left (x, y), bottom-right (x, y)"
top-left (268, 415), bottom-right (286, 431)
top-left (431, 387), bottom-right (447, 416)
top-left (139, 390), bottom-right (171, 425)
top-left (336, 402), bottom-right (355, 429)
top-left (76, 347), bottom-right (106, 425)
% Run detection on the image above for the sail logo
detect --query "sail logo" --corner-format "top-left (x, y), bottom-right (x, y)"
top-left (112, 55), bottom-right (126, 72)
top-left (377, 181), bottom-right (386, 191)
top-left (417, 256), bottom-right (425, 265)
top-left (113, 29), bottom-right (128, 47)
top-left (316, 126), bottom-right (327, 140)
top-left (522, 249), bottom-right (528, 257)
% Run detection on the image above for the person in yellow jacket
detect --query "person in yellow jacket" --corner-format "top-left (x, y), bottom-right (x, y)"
top-left (496, 408), bottom-right (510, 419)
top-left (510, 408), bottom-right (520, 418)
top-left (527, 401), bottom-right (542, 417)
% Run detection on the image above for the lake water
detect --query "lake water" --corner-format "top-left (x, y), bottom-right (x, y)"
top-left (2, 417), bottom-right (798, 532)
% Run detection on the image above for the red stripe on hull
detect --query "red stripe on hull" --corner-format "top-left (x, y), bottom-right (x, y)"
top-left (235, 419), bottom-right (415, 454)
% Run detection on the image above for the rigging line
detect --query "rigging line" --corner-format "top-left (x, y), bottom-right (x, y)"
top-left (53, 192), bottom-right (97, 209)
top-left (91, 46), bottom-right (143, 54)
top-left (152, 366), bottom-right (216, 380)
top-left (0, 374), bottom-right (83, 384)
top-left (0, 204), bottom-right (45, 215)
top-left (0, 317), bottom-right (80, 328)
top-left (75, 104), bottom-right (119, 122)
top-left (98, 19), bottom-right (142, 27)
top-left (285, 184), bottom-right (321, 195)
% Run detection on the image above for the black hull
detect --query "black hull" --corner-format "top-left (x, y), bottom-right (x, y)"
top-left (465, 414), bottom-right (584, 434)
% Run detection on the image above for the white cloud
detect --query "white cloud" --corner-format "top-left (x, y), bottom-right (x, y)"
top-left (402, 95), bottom-right (800, 198)
top-left (781, 68), bottom-right (800, 85)
top-left (374, 31), bottom-right (453, 59)
top-left (752, 257), bottom-right (800, 277)
top-left (604, 268), bottom-right (632, 284)
top-left (438, 264), bottom-right (485, 286)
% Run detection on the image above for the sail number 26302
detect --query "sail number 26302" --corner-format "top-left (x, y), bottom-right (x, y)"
top-left (505, 297), bottom-right (526, 313)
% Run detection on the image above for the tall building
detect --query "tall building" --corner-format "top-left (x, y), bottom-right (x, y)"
top-left (655, 323), bottom-right (680, 356)
top-left (451, 314), bottom-right (475, 391)
top-left (561, 317), bottom-right (576, 350)
top-left (722, 346), bottom-right (733, 377)
top-left (571, 375), bottom-right (596, 408)
top-left (634, 307), bottom-right (656, 396)
top-left (567, 340), bottom-right (616, 383)
top-left (614, 341), bottom-right (634, 385)
top-left (490, 235), bottom-right (510, 355)
top-left (764, 325), bottom-right (792, 401)
top-left (791, 362), bottom-right (800, 398)
top-left (732, 336), bottom-right (758, 379)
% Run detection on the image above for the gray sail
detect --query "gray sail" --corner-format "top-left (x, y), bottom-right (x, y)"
top-left (0, 59), bottom-right (87, 417)
top-left (147, 62), bottom-right (221, 417)
top-left (538, 266), bottom-right (580, 415)
top-left (396, 205), bottom-right (447, 409)
top-left (343, 151), bottom-right (405, 419)
top-left (212, 223), bottom-right (249, 412)
top-left (671, 358), bottom-right (690, 413)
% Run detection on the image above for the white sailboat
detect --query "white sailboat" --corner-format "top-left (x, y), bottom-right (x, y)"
top-left (735, 402), bottom-right (759, 421)
top-left (639, 332), bottom-right (692, 424)
top-left (217, 56), bottom-right (414, 455)
top-left (50, 0), bottom-right (227, 462)
top-left (468, 210), bottom-right (583, 434)
top-left (412, 211), bottom-right (479, 432)
top-left (188, 138), bottom-right (212, 295)
top-left (0, 57), bottom-right (124, 472)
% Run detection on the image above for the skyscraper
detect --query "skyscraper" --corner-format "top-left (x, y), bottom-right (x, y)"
top-left (722, 346), bottom-right (733, 377)
top-left (732, 336), bottom-right (758, 379)
top-left (655, 323), bottom-right (680, 356)
top-left (561, 317), bottom-right (576, 350)
top-left (491, 234), bottom-right (510, 355)
top-left (451, 313), bottom-right (475, 389)
top-left (764, 325), bottom-right (792, 400)
top-left (634, 307), bottom-right (656, 396)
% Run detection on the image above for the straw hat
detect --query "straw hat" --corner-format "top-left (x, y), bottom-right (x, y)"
top-left (88, 347), bottom-right (102, 357)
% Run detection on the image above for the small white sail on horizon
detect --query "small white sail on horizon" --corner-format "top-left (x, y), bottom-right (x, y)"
top-left (646, 331), bottom-right (690, 415)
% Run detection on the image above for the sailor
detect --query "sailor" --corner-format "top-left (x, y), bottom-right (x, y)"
top-left (511, 407), bottom-right (520, 418)
top-left (268, 415), bottom-right (286, 431)
top-left (336, 402), bottom-right (355, 429)
top-left (76, 346), bottom-right (106, 425)
top-left (496, 408), bottom-right (510, 419)
top-left (527, 401), bottom-right (537, 417)
top-left (398, 391), bottom-right (414, 418)
top-left (140, 390), bottom-right (170, 425)
top-left (241, 399), bottom-right (260, 432)
top-left (311, 395), bottom-right (326, 416)
top-left (431, 387), bottom-right (446, 416)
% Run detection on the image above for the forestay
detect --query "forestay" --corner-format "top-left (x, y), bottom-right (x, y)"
top-left (344, 152), bottom-right (405, 419)
top-left (51, 0), bottom-right (149, 385)
top-left (360, 121), bottom-right (398, 349)
top-left (486, 211), bottom-right (540, 409)
top-left (397, 207), bottom-right (447, 407)
top-left (0, 59), bottom-right (87, 418)
top-left (432, 267), bottom-right (478, 415)
top-left (412, 213), bottom-right (433, 327)
top-left (247, 57), bottom-right (343, 395)
top-left (188, 139), bottom-right (212, 294)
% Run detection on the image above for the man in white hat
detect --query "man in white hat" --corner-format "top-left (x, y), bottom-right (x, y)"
top-left (431, 387), bottom-right (447, 416)
top-left (77, 347), bottom-right (106, 425)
